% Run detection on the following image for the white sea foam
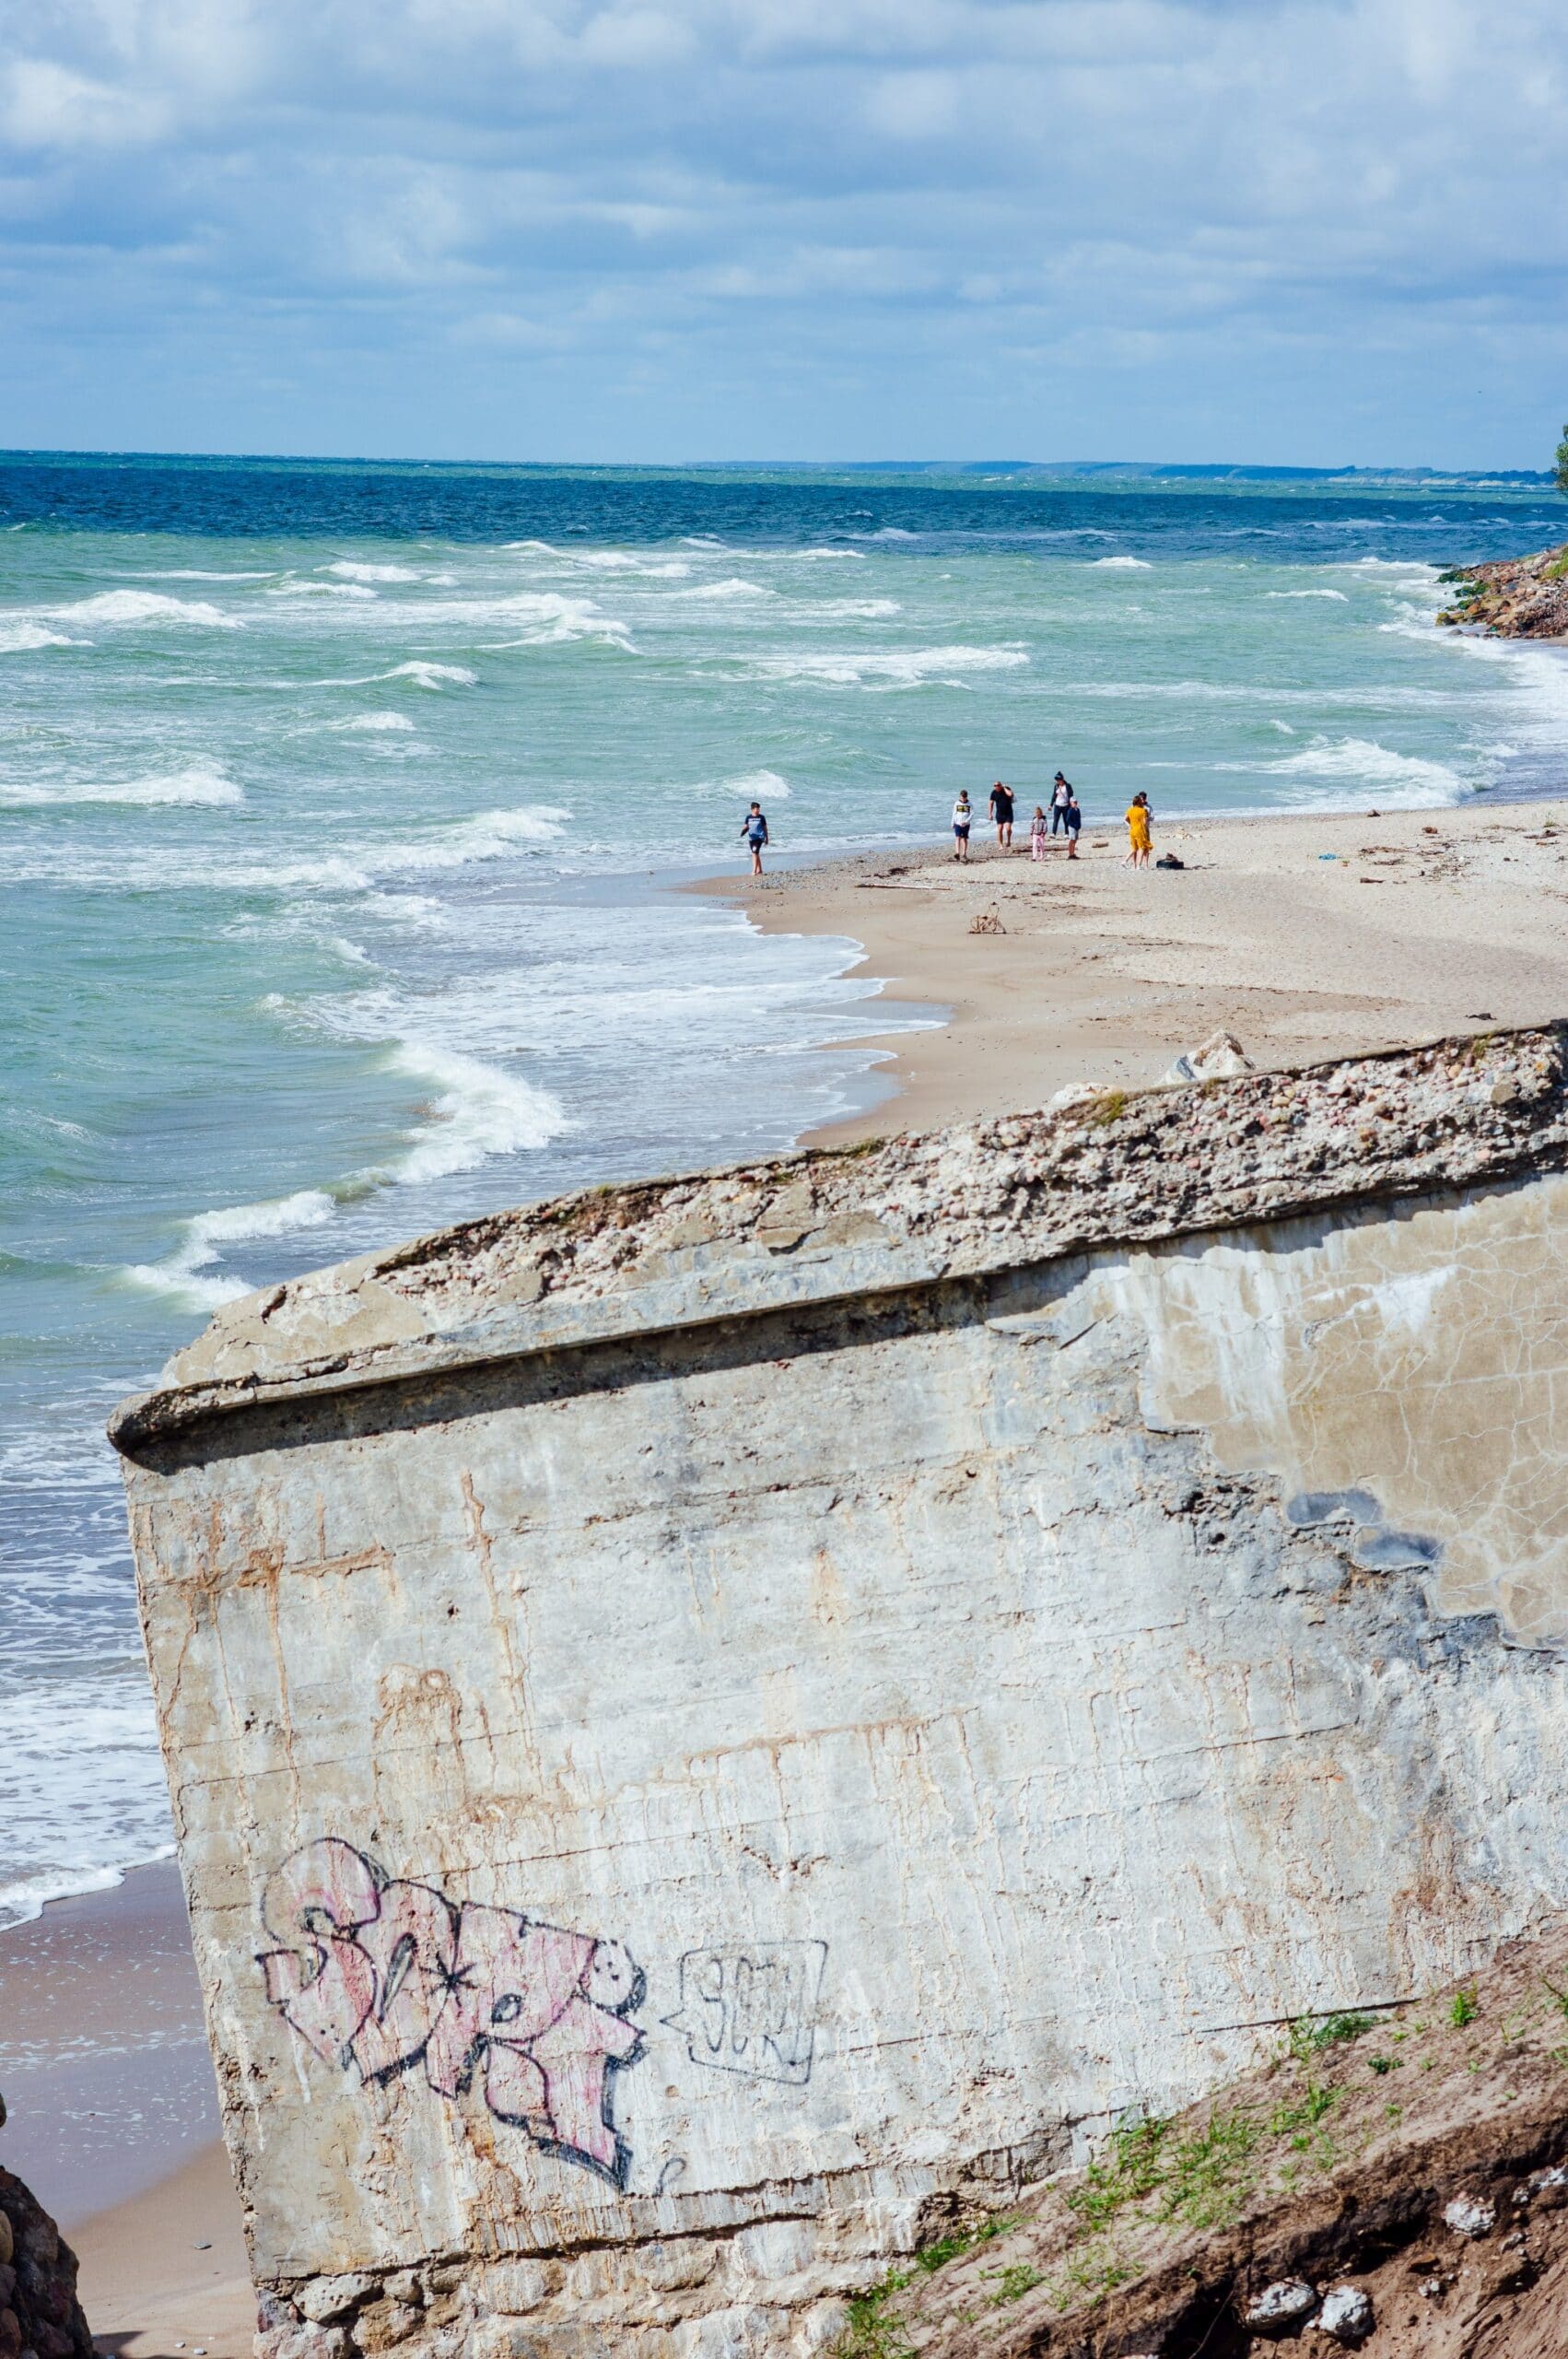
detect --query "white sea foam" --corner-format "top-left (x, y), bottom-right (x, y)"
top-left (670, 579), bottom-right (777, 600)
top-left (1091, 556), bottom-right (1153, 569)
top-left (1261, 734), bottom-right (1469, 804)
top-left (1267, 589), bottom-right (1350, 601)
top-left (337, 712), bottom-right (416, 734)
top-left (144, 569), bottom-right (279, 581)
top-left (685, 767), bottom-right (792, 802)
top-left (482, 592), bottom-right (633, 648)
top-left (54, 590), bottom-right (243, 629)
top-left (0, 1676), bottom-right (176, 1932)
top-left (1342, 557), bottom-right (1444, 578)
top-left (744, 644), bottom-right (1027, 687)
top-left (806, 598), bottom-right (903, 619)
top-left (323, 559), bottom-right (424, 582)
top-left (0, 762), bottom-right (242, 808)
top-left (120, 1185), bottom-right (339, 1310)
top-left (0, 621), bottom-right (76, 653)
top-left (270, 580), bottom-right (378, 600)
top-left (338, 661), bottom-right (478, 690)
top-left (374, 804), bottom-right (571, 873)
top-left (382, 1042), bottom-right (571, 1182)
top-left (795, 547), bottom-right (866, 560)
top-left (563, 553), bottom-right (692, 578)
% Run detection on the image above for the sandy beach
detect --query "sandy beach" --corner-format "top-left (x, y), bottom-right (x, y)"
top-left (694, 797), bottom-right (1568, 1142)
top-left (0, 1866), bottom-right (249, 2356)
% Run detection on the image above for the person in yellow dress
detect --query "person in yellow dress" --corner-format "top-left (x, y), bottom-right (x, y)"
top-left (1124, 791), bottom-right (1153, 868)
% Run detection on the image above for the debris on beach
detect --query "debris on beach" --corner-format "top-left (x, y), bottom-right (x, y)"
top-left (1161, 1028), bottom-right (1254, 1088)
top-left (969, 907), bottom-right (1005, 934)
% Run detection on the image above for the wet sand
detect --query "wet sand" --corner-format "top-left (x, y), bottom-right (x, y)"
top-left (693, 799), bottom-right (1568, 1142)
top-left (0, 1865), bottom-right (250, 2356)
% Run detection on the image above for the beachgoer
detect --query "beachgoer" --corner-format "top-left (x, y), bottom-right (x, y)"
top-left (952, 791), bottom-right (972, 860)
top-left (742, 800), bottom-right (769, 875)
top-left (1124, 792), bottom-right (1152, 869)
top-left (1029, 804), bottom-right (1048, 863)
top-left (989, 780), bottom-right (1015, 849)
top-left (1050, 772), bottom-right (1073, 834)
top-left (1063, 789), bottom-right (1082, 860)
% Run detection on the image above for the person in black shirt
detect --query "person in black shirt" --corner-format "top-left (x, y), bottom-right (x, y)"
top-left (989, 780), bottom-right (1015, 849)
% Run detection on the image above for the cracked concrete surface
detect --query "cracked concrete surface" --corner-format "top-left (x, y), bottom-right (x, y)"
top-left (111, 1029), bottom-right (1568, 2357)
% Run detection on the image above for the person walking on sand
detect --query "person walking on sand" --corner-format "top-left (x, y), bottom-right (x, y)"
top-left (1050, 772), bottom-right (1073, 834)
top-left (741, 800), bottom-right (769, 875)
top-left (1029, 804), bottom-right (1048, 863)
top-left (989, 779), bottom-right (1015, 850)
top-left (952, 790), bottom-right (973, 860)
top-left (1124, 791), bottom-right (1153, 869)
top-left (1063, 786), bottom-right (1082, 860)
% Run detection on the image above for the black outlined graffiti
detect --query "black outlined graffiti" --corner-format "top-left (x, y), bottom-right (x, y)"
top-left (662, 1941), bottom-right (826, 2085)
top-left (256, 1837), bottom-right (645, 2189)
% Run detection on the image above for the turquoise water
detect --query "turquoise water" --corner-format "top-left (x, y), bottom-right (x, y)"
top-left (4, 459), bottom-right (1566, 1926)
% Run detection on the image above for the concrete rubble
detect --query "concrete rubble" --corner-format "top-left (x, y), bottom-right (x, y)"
top-left (110, 1024), bottom-right (1568, 2356)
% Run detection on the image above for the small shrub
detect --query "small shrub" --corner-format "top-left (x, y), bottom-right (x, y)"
top-left (1450, 1989), bottom-right (1479, 2027)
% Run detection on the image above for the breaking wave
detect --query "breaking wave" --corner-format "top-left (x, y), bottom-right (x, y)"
top-left (0, 763), bottom-right (242, 808)
top-left (743, 644), bottom-right (1028, 687)
top-left (53, 591), bottom-right (243, 629)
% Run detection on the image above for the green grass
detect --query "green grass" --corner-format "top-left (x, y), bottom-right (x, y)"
top-left (1270, 2083), bottom-right (1335, 2139)
top-left (1068, 2107), bottom-right (1267, 2238)
top-left (828, 2218), bottom-right (1021, 2355)
top-left (1288, 2011), bottom-right (1374, 2061)
top-left (1068, 2114), bottom-right (1172, 2231)
top-left (832, 2278), bottom-right (914, 2359)
top-left (911, 2218), bottom-right (1019, 2275)
top-left (1156, 2110), bottom-right (1265, 2230)
top-left (987, 2262), bottom-right (1046, 2306)
top-left (1450, 1989), bottom-right (1479, 2027)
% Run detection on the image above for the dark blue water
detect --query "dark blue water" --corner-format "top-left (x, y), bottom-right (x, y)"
top-left (3, 451), bottom-right (1562, 560)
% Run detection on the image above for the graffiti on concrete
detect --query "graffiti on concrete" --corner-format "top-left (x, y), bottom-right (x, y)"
top-left (663, 1941), bottom-right (826, 2085)
top-left (257, 1837), bottom-right (646, 2188)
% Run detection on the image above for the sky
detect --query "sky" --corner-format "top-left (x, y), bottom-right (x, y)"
top-left (1, 0), bottom-right (1565, 465)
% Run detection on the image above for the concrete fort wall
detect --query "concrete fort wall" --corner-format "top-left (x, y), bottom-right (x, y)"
top-left (111, 1027), bottom-right (1568, 2359)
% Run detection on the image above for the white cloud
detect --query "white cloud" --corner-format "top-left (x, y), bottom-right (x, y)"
top-left (1, 0), bottom-right (1565, 460)
top-left (2, 57), bottom-right (166, 147)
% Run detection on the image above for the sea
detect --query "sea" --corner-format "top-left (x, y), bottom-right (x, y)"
top-left (4, 452), bottom-right (1567, 1932)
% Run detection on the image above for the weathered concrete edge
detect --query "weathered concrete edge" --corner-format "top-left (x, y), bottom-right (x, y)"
top-left (108, 1022), bottom-right (1568, 1455)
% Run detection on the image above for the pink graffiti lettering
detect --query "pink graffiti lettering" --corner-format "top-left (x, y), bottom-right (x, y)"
top-left (257, 1837), bottom-right (645, 2188)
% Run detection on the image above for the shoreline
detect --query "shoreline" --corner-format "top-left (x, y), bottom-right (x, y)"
top-left (692, 795), bottom-right (1568, 1145)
